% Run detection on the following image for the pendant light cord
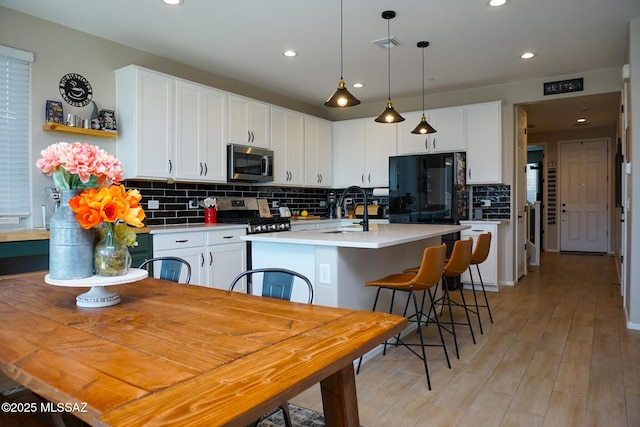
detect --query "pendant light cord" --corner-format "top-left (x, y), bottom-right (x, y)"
top-left (421, 46), bottom-right (425, 113)
top-left (340, 0), bottom-right (344, 79)
top-left (386, 17), bottom-right (391, 101)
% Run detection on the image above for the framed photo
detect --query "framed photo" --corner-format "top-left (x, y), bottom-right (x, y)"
top-left (98, 109), bottom-right (117, 132)
top-left (45, 100), bottom-right (64, 124)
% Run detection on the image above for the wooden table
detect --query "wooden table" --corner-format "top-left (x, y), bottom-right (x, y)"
top-left (0, 272), bottom-right (406, 426)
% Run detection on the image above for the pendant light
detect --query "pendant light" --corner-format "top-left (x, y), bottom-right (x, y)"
top-left (325, 0), bottom-right (360, 107)
top-left (375, 10), bottom-right (404, 123)
top-left (411, 41), bottom-right (437, 134)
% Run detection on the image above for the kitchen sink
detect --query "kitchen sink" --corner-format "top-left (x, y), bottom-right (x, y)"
top-left (323, 227), bottom-right (362, 233)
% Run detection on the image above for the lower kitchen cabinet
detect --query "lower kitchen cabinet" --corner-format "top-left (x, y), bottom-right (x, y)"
top-left (459, 220), bottom-right (502, 292)
top-left (129, 233), bottom-right (153, 270)
top-left (152, 227), bottom-right (246, 288)
top-left (153, 232), bottom-right (206, 285)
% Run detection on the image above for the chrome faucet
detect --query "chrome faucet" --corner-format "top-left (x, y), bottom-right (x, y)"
top-left (338, 186), bottom-right (369, 231)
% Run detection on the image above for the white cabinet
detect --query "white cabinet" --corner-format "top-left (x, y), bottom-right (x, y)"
top-left (116, 65), bottom-right (174, 180)
top-left (153, 232), bottom-right (205, 285)
top-left (427, 106), bottom-right (466, 153)
top-left (304, 116), bottom-right (332, 187)
top-left (333, 119), bottom-right (365, 187)
top-left (459, 220), bottom-right (501, 291)
top-left (365, 120), bottom-right (397, 187)
top-left (174, 79), bottom-right (227, 182)
top-left (228, 95), bottom-right (270, 148)
top-left (205, 228), bottom-right (246, 291)
top-left (333, 118), bottom-right (397, 188)
top-left (398, 107), bottom-right (465, 155)
top-left (398, 110), bottom-right (430, 155)
top-left (271, 107), bottom-right (305, 185)
top-left (153, 228), bottom-right (247, 289)
top-left (465, 101), bottom-right (503, 184)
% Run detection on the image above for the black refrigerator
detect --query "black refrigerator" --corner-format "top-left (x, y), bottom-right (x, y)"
top-left (389, 153), bottom-right (469, 288)
top-left (389, 152), bottom-right (469, 224)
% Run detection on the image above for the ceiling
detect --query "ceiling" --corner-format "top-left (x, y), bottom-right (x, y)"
top-left (1, 0), bottom-right (638, 134)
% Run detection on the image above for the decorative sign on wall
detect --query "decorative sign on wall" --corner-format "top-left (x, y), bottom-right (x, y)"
top-left (547, 167), bottom-right (557, 225)
top-left (543, 78), bottom-right (583, 96)
top-left (59, 73), bottom-right (93, 107)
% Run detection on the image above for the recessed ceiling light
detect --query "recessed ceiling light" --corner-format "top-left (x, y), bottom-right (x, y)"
top-left (162, 0), bottom-right (183, 5)
top-left (283, 50), bottom-right (297, 57)
top-left (521, 52), bottom-right (535, 59)
top-left (576, 118), bottom-right (587, 123)
top-left (488, 0), bottom-right (509, 7)
top-left (353, 83), bottom-right (364, 88)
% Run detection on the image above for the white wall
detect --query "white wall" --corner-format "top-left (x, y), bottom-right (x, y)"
top-left (627, 19), bottom-right (640, 327)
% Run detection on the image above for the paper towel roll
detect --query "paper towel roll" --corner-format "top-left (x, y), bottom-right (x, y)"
top-left (372, 188), bottom-right (389, 197)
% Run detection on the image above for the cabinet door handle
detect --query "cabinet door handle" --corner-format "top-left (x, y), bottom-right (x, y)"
top-left (168, 160), bottom-right (173, 174)
top-left (425, 139), bottom-right (429, 151)
top-left (204, 163), bottom-right (208, 176)
top-left (200, 253), bottom-right (205, 267)
top-left (223, 236), bottom-right (233, 239)
top-left (250, 131), bottom-right (255, 143)
top-left (368, 173), bottom-right (371, 183)
top-left (247, 131), bottom-right (251, 143)
top-left (209, 252), bottom-right (213, 266)
top-left (175, 239), bottom-right (188, 243)
top-left (199, 163), bottom-right (203, 176)
top-left (433, 138), bottom-right (436, 150)
top-left (361, 174), bottom-right (365, 183)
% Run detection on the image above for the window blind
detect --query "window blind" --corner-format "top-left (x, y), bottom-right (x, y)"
top-left (0, 45), bottom-right (33, 217)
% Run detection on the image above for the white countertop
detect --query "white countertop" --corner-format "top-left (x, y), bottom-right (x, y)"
top-left (148, 223), bottom-right (247, 234)
top-left (242, 223), bottom-right (468, 249)
top-left (460, 219), bottom-right (509, 225)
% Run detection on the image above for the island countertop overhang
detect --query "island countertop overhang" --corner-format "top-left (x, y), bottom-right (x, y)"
top-left (241, 223), bottom-right (469, 249)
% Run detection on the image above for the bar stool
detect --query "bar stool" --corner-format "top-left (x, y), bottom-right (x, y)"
top-left (357, 244), bottom-right (449, 390)
top-left (466, 232), bottom-right (494, 334)
top-left (437, 237), bottom-right (476, 359)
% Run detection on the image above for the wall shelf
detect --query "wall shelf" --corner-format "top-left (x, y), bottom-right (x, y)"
top-left (42, 123), bottom-right (117, 139)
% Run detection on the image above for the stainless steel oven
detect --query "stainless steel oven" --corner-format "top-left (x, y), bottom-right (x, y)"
top-left (216, 198), bottom-right (290, 269)
top-left (227, 144), bottom-right (274, 182)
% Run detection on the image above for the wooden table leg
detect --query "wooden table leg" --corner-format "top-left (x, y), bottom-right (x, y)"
top-left (320, 364), bottom-right (360, 427)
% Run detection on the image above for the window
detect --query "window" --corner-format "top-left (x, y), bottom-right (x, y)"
top-left (0, 45), bottom-right (33, 218)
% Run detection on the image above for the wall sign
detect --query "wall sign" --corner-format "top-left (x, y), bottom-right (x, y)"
top-left (543, 78), bottom-right (583, 96)
top-left (59, 73), bottom-right (93, 107)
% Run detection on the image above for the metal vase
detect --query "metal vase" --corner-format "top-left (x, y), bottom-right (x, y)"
top-left (48, 189), bottom-right (94, 280)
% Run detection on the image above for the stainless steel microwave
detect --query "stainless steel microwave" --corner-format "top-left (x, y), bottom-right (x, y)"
top-left (227, 144), bottom-right (274, 182)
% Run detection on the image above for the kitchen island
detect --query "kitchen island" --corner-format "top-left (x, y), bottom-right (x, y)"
top-left (243, 223), bottom-right (467, 310)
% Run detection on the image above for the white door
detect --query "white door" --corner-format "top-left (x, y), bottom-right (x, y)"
top-left (516, 106), bottom-right (528, 278)
top-left (560, 139), bottom-right (609, 252)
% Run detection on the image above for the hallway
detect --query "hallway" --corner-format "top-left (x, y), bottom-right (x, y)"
top-left (292, 252), bottom-right (640, 426)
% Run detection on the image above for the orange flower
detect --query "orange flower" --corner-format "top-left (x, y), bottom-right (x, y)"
top-left (70, 185), bottom-right (146, 230)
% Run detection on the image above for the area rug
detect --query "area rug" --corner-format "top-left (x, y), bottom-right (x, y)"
top-left (257, 404), bottom-right (324, 427)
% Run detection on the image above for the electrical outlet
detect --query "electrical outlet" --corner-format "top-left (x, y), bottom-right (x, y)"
top-left (148, 200), bottom-right (159, 210)
top-left (272, 200), bottom-right (280, 208)
top-left (482, 199), bottom-right (491, 207)
top-left (189, 200), bottom-right (199, 209)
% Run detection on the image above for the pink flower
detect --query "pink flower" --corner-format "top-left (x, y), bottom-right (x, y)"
top-left (36, 142), bottom-right (123, 190)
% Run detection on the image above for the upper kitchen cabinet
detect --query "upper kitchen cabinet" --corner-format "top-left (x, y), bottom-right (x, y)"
top-left (333, 118), bottom-right (397, 188)
top-left (398, 106), bottom-right (465, 155)
top-left (271, 107), bottom-right (304, 185)
top-left (304, 116), bottom-right (332, 187)
top-left (365, 120), bottom-right (398, 187)
top-left (228, 95), bottom-right (270, 148)
top-left (174, 79), bottom-right (227, 182)
top-left (115, 65), bottom-right (174, 180)
top-left (427, 106), bottom-right (466, 152)
top-left (465, 101), bottom-right (503, 184)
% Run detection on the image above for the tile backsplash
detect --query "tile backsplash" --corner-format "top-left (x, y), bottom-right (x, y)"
top-left (471, 185), bottom-right (511, 220)
top-left (125, 180), bottom-right (332, 226)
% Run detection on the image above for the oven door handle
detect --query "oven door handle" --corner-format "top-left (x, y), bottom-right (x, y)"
top-left (261, 155), bottom-right (269, 177)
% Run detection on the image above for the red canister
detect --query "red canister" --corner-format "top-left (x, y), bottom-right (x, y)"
top-left (204, 208), bottom-right (217, 224)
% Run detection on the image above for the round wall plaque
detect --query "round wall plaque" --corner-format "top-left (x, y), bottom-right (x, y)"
top-left (59, 73), bottom-right (93, 107)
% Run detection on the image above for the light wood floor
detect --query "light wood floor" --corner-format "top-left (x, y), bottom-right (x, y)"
top-left (292, 251), bottom-right (640, 427)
